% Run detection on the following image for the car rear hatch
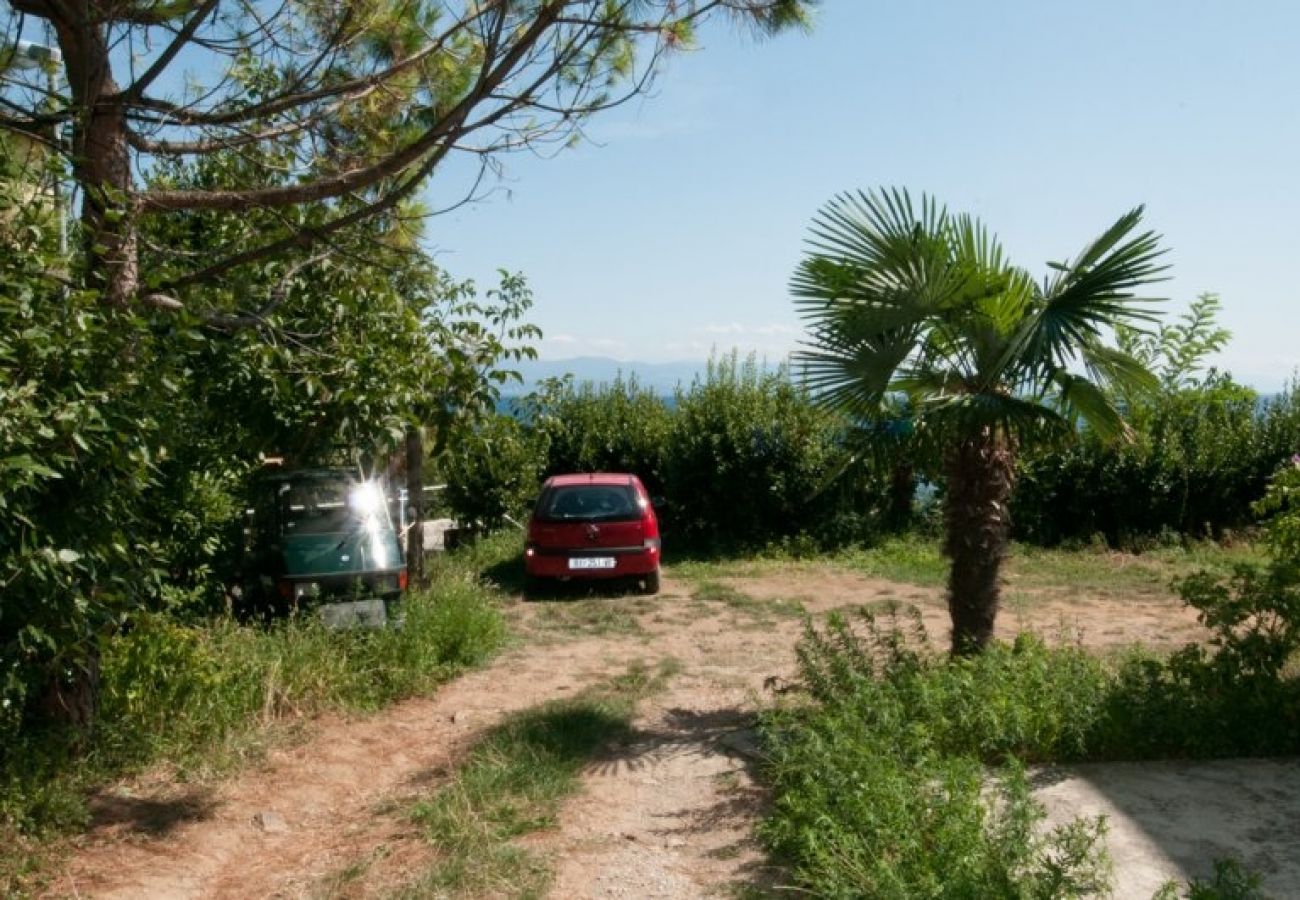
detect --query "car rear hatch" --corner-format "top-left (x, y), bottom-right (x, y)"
top-left (530, 517), bottom-right (647, 554)
top-left (529, 482), bottom-right (650, 562)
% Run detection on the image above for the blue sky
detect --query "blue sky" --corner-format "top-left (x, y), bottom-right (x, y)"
top-left (432, 0), bottom-right (1300, 390)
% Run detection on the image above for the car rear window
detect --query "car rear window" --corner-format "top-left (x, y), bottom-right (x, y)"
top-left (535, 484), bottom-right (642, 523)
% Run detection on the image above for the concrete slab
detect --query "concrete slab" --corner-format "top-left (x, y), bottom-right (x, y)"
top-left (1036, 758), bottom-right (1300, 898)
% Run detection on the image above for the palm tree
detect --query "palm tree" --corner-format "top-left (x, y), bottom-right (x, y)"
top-left (792, 188), bottom-right (1168, 654)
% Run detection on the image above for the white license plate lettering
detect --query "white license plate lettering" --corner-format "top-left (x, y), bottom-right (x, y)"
top-left (569, 557), bottom-right (615, 570)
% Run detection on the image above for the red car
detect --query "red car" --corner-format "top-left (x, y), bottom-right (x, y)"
top-left (524, 473), bottom-right (661, 595)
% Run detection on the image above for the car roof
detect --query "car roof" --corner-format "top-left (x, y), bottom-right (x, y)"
top-left (544, 473), bottom-right (638, 488)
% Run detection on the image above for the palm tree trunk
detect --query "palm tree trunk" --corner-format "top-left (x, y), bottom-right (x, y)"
top-left (943, 427), bottom-right (1016, 654)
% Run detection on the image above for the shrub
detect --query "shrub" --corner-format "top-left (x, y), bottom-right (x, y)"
top-left (762, 570), bottom-right (1300, 898)
top-left (1091, 457), bottom-right (1300, 759)
top-left (663, 353), bottom-right (879, 553)
top-left (442, 413), bottom-right (547, 529)
top-left (1014, 377), bottom-right (1300, 548)
top-left (525, 374), bottom-right (672, 496)
top-left (502, 353), bottom-right (889, 554)
top-left (0, 564), bottom-right (505, 850)
top-left (762, 612), bottom-right (1112, 898)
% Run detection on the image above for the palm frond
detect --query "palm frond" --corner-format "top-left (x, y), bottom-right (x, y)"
top-left (1080, 343), bottom-right (1160, 401)
top-left (795, 189), bottom-right (966, 314)
top-left (1002, 207), bottom-right (1169, 380)
top-left (791, 188), bottom-right (1167, 452)
top-left (916, 390), bottom-right (1071, 444)
top-left (1049, 370), bottom-right (1132, 443)
top-left (793, 322), bottom-right (919, 416)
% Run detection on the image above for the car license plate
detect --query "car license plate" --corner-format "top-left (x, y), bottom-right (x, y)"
top-left (569, 557), bottom-right (615, 570)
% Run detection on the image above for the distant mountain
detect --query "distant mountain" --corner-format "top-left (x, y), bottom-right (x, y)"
top-left (508, 357), bottom-right (711, 396)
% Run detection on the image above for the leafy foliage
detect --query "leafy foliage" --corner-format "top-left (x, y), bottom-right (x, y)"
top-left (1014, 377), bottom-right (1300, 547)
top-left (763, 474), bottom-right (1300, 894)
top-left (762, 612), bottom-right (1112, 899)
top-left (791, 188), bottom-right (1166, 444)
top-left (664, 354), bottom-right (870, 552)
top-left (0, 148), bottom-right (539, 744)
top-left (1014, 293), bottom-right (1299, 547)
top-left (1116, 292), bottom-right (1233, 394)
top-left (1, 203), bottom-right (176, 732)
top-left (523, 373), bottom-right (673, 497)
top-left (442, 413), bottom-right (547, 530)
top-left (1, 551), bottom-right (505, 881)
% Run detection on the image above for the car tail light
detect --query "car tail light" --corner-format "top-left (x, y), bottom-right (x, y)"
top-left (644, 537), bottom-right (661, 552)
top-left (398, 568), bottom-right (409, 591)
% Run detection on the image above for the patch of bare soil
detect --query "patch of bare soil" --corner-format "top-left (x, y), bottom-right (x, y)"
top-left (51, 564), bottom-right (1257, 899)
top-left (723, 566), bottom-right (1207, 650)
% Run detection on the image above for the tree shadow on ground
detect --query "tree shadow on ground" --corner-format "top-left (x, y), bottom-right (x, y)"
top-left (480, 554), bottom-right (527, 594)
top-left (576, 704), bottom-right (795, 896)
top-left (1038, 757), bottom-right (1300, 897)
top-left (87, 788), bottom-right (217, 837)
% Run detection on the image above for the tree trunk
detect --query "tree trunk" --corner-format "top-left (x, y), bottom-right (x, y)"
top-left (943, 427), bottom-right (1016, 655)
top-left (50, 7), bottom-right (138, 305)
top-left (886, 461), bottom-right (915, 532)
top-left (405, 425), bottom-right (424, 584)
top-left (41, 645), bottom-right (101, 741)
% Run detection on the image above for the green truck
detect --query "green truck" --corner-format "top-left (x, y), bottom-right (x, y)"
top-left (241, 467), bottom-right (408, 627)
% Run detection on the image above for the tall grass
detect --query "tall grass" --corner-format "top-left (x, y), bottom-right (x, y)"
top-left (1, 560), bottom-right (506, 890)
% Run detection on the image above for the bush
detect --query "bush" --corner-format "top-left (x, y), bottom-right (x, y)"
top-left (663, 353), bottom-right (880, 553)
top-left (1014, 377), bottom-right (1300, 547)
top-left (502, 353), bottom-right (889, 554)
top-left (762, 612), bottom-right (1112, 898)
top-left (442, 413), bottom-right (547, 529)
top-left (526, 374), bottom-right (672, 497)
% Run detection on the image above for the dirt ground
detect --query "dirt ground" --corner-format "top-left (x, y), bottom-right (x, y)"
top-left (49, 566), bottom-right (1300, 899)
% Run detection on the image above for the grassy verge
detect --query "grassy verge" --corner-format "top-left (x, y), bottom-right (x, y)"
top-left (674, 534), bottom-right (1262, 598)
top-left (1, 551), bottom-right (507, 894)
top-left (759, 606), bottom-right (1296, 898)
top-left (396, 659), bottom-right (677, 898)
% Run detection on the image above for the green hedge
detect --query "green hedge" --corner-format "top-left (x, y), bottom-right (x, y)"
top-left (1014, 378), bottom-right (1300, 547)
top-left (447, 355), bottom-right (891, 554)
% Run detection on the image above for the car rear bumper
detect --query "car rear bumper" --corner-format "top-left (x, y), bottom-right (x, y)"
top-left (524, 546), bottom-right (660, 579)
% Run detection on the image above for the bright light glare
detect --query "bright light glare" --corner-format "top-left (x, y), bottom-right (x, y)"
top-left (370, 530), bottom-right (388, 569)
top-left (349, 481), bottom-right (384, 516)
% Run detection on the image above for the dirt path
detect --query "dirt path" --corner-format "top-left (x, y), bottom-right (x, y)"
top-left (53, 566), bottom-right (1209, 899)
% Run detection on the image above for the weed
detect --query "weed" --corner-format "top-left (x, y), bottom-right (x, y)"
top-left (760, 613), bottom-right (1113, 897)
top-left (761, 595), bottom-right (1299, 898)
top-left (1154, 858), bottom-right (1271, 900)
top-left (836, 534), bottom-right (950, 586)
